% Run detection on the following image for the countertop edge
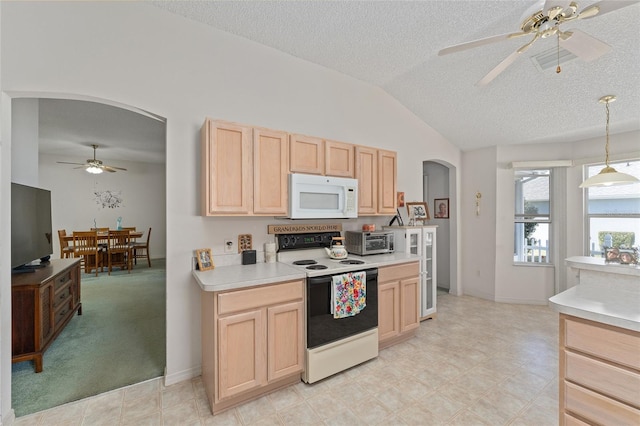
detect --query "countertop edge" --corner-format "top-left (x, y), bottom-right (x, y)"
top-left (565, 256), bottom-right (640, 277)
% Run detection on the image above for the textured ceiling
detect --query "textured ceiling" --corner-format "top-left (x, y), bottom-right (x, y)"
top-left (35, 1), bottom-right (640, 164)
top-left (148, 0), bottom-right (640, 151)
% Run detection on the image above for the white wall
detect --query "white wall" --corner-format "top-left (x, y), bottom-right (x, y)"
top-left (0, 2), bottom-right (461, 419)
top-left (460, 146), bottom-right (497, 300)
top-left (10, 99), bottom-right (38, 186)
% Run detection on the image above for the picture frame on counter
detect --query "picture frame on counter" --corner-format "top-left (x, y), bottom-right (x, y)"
top-left (434, 198), bottom-right (450, 219)
top-left (406, 201), bottom-right (430, 224)
top-left (196, 248), bottom-right (215, 271)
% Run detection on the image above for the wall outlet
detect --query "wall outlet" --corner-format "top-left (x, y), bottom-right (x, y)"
top-left (224, 239), bottom-right (234, 254)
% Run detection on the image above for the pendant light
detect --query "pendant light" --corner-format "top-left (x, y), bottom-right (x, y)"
top-left (579, 95), bottom-right (640, 188)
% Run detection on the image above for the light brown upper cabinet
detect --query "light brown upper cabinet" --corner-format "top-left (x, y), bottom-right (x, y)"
top-left (325, 140), bottom-right (355, 178)
top-left (290, 134), bottom-right (324, 175)
top-left (355, 147), bottom-right (397, 215)
top-left (378, 149), bottom-right (397, 214)
top-left (201, 120), bottom-right (289, 216)
top-left (253, 128), bottom-right (289, 215)
top-left (355, 146), bottom-right (378, 215)
top-left (201, 120), bottom-right (253, 215)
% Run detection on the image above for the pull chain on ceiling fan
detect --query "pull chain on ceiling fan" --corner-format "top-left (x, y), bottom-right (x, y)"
top-left (57, 144), bottom-right (127, 174)
top-left (438, 0), bottom-right (639, 86)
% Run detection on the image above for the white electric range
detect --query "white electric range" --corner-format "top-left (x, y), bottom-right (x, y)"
top-left (275, 231), bottom-right (379, 384)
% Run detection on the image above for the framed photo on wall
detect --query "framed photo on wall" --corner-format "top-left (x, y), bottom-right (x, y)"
top-left (434, 198), bottom-right (449, 219)
top-left (196, 248), bottom-right (215, 271)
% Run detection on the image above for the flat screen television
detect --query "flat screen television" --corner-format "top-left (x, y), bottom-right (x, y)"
top-left (11, 182), bottom-right (53, 272)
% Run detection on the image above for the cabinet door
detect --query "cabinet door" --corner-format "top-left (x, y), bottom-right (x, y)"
top-left (400, 277), bottom-right (420, 332)
top-left (254, 128), bottom-right (289, 215)
top-left (355, 146), bottom-right (378, 215)
top-left (290, 134), bottom-right (324, 175)
top-left (267, 301), bottom-right (304, 382)
top-left (377, 149), bottom-right (397, 214)
top-left (218, 310), bottom-right (265, 399)
top-left (201, 120), bottom-right (253, 215)
top-left (378, 282), bottom-right (400, 342)
top-left (325, 140), bottom-right (354, 177)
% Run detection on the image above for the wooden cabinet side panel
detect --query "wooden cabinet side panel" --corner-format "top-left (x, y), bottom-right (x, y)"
top-left (290, 134), bottom-right (324, 175)
top-left (218, 310), bottom-right (265, 400)
top-left (325, 140), bottom-right (354, 177)
top-left (355, 146), bottom-right (377, 215)
top-left (12, 288), bottom-right (37, 354)
top-left (378, 150), bottom-right (397, 214)
top-left (202, 292), bottom-right (216, 409)
top-left (378, 282), bottom-right (400, 342)
top-left (400, 277), bottom-right (420, 333)
top-left (253, 128), bottom-right (289, 215)
top-left (267, 300), bottom-right (304, 382)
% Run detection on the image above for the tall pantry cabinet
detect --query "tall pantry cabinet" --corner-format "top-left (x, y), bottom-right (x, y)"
top-left (384, 226), bottom-right (437, 319)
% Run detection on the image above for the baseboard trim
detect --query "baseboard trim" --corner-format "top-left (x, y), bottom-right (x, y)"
top-left (2, 408), bottom-right (16, 426)
top-left (164, 365), bottom-right (201, 386)
top-left (494, 297), bottom-right (549, 305)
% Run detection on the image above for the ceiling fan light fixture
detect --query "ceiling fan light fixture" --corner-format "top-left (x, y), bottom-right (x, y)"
top-left (86, 165), bottom-right (104, 174)
top-left (579, 95), bottom-right (640, 188)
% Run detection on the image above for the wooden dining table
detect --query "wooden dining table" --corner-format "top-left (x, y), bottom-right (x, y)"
top-left (62, 229), bottom-right (144, 243)
top-left (63, 229), bottom-right (144, 273)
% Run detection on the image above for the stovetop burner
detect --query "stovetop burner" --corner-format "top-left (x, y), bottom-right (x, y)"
top-left (293, 260), bottom-right (317, 266)
top-left (339, 259), bottom-right (365, 265)
top-left (306, 264), bottom-right (328, 270)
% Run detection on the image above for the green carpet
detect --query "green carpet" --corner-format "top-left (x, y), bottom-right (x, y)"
top-left (12, 259), bottom-right (166, 417)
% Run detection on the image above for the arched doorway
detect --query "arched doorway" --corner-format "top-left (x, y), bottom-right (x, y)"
top-left (423, 160), bottom-right (459, 295)
top-left (6, 93), bottom-right (167, 416)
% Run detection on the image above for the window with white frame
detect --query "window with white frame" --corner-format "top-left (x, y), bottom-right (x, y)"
top-left (585, 159), bottom-right (640, 257)
top-left (514, 169), bottom-right (551, 263)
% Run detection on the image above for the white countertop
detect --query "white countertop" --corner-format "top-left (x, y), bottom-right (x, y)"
top-left (549, 256), bottom-right (640, 332)
top-left (193, 252), bottom-right (421, 292)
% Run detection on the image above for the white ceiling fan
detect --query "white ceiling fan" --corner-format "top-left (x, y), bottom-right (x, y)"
top-left (438, 0), bottom-right (639, 86)
top-left (57, 144), bottom-right (127, 174)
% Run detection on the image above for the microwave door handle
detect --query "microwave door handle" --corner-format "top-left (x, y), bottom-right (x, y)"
top-left (343, 187), bottom-right (348, 214)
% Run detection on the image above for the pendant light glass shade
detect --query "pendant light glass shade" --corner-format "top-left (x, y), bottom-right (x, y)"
top-left (579, 95), bottom-right (640, 188)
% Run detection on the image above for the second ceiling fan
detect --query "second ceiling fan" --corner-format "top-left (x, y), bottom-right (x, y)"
top-left (57, 144), bottom-right (127, 174)
top-left (438, 0), bottom-right (639, 86)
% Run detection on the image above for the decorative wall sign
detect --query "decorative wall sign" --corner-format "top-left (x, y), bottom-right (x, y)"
top-left (94, 189), bottom-right (123, 209)
top-left (268, 224), bottom-right (343, 234)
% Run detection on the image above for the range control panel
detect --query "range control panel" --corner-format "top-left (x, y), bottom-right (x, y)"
top-left (276, 232), bottom-right (341, 251)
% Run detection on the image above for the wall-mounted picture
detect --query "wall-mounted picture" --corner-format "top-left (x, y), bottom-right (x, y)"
top-left (196, 248), bottom-right (215, 271)
top-left (434, 198), bottom-right (450, 219)
top-left (397, 191), bottom-right (405, 207)
top-left (406, 202), bottom-right (430, 222)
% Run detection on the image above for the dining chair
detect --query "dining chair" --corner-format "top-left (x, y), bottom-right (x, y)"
top-left (107, 229), bottom-right (132, 275)
top-left (132, 227), bottom-right (152, 267)
top-left (57, 229), bottom-right (74, 259)
top-left (73, 231), bottom-right (102, 276)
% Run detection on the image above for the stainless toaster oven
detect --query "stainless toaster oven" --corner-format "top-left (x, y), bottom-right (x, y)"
top-left (345, 231), bottom-right (395, 255)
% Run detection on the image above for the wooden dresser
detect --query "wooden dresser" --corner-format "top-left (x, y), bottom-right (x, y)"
top-left (11, 258), bottom-right (82, 372)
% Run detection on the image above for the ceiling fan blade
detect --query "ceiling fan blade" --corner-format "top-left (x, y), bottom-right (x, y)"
top-left (57, 161), bottom-right (86, 166)
top-left (101, 166), bottom-right (118, 173)
top-left (578, 0), bottom-right (640, 20)
top-left (476, 34), bottom-right (540, 86)
top-left (438, 31), bottom-right (529, 56)
top-left (476, 50), bottom-right (522, 86)
top-left (105, 165), bottom-right (128, 171)
top-left (559, 29), bottom-right (612, 61)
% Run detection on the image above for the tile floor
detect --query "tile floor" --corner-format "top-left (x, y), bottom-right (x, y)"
top-left (14, 292), bottom-right (559, 425)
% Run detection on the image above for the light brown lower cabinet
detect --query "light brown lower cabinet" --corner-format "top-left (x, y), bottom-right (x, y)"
top-left (559, 314), bottom-right (640, 425)
top-left (378, 261), bottom-right (420, 349)
top-left (201, 279), bottom-right (304, 414)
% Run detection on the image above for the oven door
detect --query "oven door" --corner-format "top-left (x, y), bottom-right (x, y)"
top-left (363, 232), bottom-right (394, 254)
top-left (306, 268), bottom-right (378, 349)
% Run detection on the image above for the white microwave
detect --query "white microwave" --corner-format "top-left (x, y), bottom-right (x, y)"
top-left (288, 173), bottom-right (358, 219)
